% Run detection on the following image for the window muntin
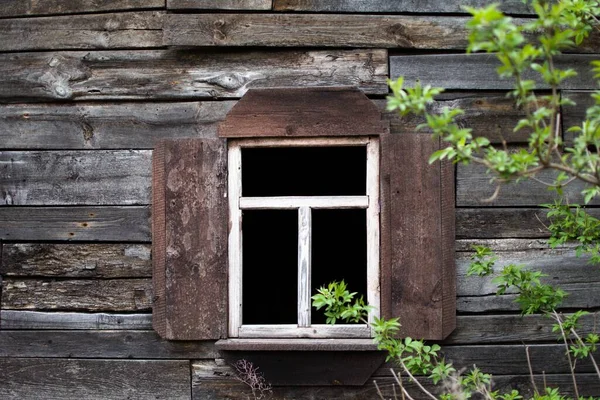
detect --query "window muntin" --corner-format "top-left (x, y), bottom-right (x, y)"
top-left (228, 137), bottom-right (380, 338)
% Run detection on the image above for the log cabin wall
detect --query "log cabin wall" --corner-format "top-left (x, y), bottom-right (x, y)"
top-left (0, 1), bottom-right (599, 398)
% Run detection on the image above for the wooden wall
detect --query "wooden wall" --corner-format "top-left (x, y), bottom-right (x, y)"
top-left (1, 1), bottom-right (599, 398)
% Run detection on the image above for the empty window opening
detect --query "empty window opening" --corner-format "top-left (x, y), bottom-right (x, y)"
top-left (242, 146), bottom-right (366, 196)
top-left (311, 209), bottom-right (367, 324)
top-left (243, 210), bottom-right (298, 324)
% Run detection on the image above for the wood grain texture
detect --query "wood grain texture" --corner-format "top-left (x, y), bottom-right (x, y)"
top-left (0, 330), bottom-right (217, 358)
top-left (446, 313), bottom-right (600, 344)
top-left (0, 359), bottom-right (190, 400)
top-left (375, 344), bottom-right (597, 375)
top-left (219, 87), bottom-right (388, 138)
top-left (0, 150), bottom-right (150, 206)
top-left (456, 243), bottom-right (600, 312)
top-left (165, 13), bottom-right (469, 49)
top-left (2, 278), bottom-right (152, 311)
top-left (157, 138), bottom-right (228, 340)
top-left (193, 360), bottom-right (600, 399)
top-left (380, 133), bottom-right (455, 339)
top-left (0, 49), bottom-right (387, 103)
top-left (3, 310), bottom-right (597, 346)
top-left (0, 101), bottom-right (233, 149)
top-left (457, 160), bottom-right (599, 206)
top-left (455, 208), bottom-right (600, 239)
top-left (0, 205), bottom-right (590, 242)
top-left (1, 244), bottom-right (151, 278)
top-left (378, 96), bottom-right (549, 144)
top-left (0, 12), bottom-right (163, 51)
top-left (273, 0), bottom-right (534, 14)
top-left (391, 54), bottom-right (597, 90)
top-left (0, 311), bottom-right (151, 330)
top-left (0, 0), bottom-right (165, 17)
top-left (152, 142), bottom-right (167, 338)
top-left (0, 206), bottom-right (150, 242)
top-left (167, 0), bottom-right (271, 10)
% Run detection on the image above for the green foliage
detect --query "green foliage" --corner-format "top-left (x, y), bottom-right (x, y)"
top-left (311, 280), bottom-right (373, 324)
top-left (545, 201), bottom-right (600, 263)
top-left (468, 245), bottom-right (497, 276)
top-left (493, 264), bottom-right (568, 315)
top-left (381, 0), bottom-right (600, 398)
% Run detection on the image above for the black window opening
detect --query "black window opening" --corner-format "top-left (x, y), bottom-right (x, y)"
top-left (241, 146), bottom-right (368, 326)
top-left (241, 146), bottom-right (367, 197)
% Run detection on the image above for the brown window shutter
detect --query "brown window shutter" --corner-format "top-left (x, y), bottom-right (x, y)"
top-left (380, 133), bottom-right (456, 340)
top-left (152, 138), bottom-right (228, 340)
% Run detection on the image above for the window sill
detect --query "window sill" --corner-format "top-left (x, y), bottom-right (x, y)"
top-left (216, 338), bottom-right (379, 351)
top-left (216, 339), bottom-right (384, 386)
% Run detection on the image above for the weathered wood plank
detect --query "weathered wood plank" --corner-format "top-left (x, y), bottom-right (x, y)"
top-left (378, 96), bottom-right (547, 144)
top-left (2, 278), bottom-right (152, 311)
top-left (0, 206), bottom-right (593, 242)
top-left (455, 208), bottom-right (600, 239)
top-left (273, 0), bottom-right (534, 15)
top-left (447, 313), bottom-right (599, 344)
top-left (0, 311), bottom-right (151, 330)
top-left (1, 310), bottom-right (596, 347)
top-left (0, 49), bottom-right (387, 102)
top-left (391, 54), bottom-right (597, 90)
top-left (192, 360), bottom-right (600, 398)
top-left (1, 244), bottom-right (151, 278)
top-left (220, 88), bottom-right (387, 138)
top-left (0, 101), bottom-right (233, 149)
top-left (0, 330), bottom-right (217, 358)
top-left (562, 90), bottom-right (595, 144)
top-left (168, 0), bottom-right (271, 9)
top-left (0, 359), bottom-right (189, 400)
top-left (376, 344), bottom-right (596, 375)
top-left (165, 14), bottom-right (469, 49)
top-left (0, 12), bottom-right (163, 52)
top-left (0, 206), bottom-right (150, 242)
top-left (0, 150), bottom-right (150, 206)
top-left (456, 243), bottom-right (600, 312)
top-left (156, 138), bottom-right (229, 340)
top-left (381, 133), bottom-right (455, 339)
top-left (457, 161), bottom-right (598, 206)
top-left (0, 0), bottom-right (165, 17)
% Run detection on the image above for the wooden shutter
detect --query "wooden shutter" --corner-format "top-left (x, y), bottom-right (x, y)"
top-left (152, 138), bottom-right (228, 340)
top-left (380, 133), bottom-right (456, 340)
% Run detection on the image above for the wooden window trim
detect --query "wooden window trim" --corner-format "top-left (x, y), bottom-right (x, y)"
top-left (227, 137), bottom-right (380, 338)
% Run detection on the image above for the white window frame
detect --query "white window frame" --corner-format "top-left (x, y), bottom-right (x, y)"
top-left (227, 137), bottom-right (380, 338)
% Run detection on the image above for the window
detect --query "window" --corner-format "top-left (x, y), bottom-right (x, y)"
top-left (151, 87), bottom-right (456, 343)
top-left (227, 137), bottom-right (380, 338)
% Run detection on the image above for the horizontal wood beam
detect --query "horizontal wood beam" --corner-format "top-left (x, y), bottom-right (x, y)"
top-left (1, 243), bottom-right (151, 278)
top-left (0, 49), bottom-right (387, 102)
top-left (167, 0), bottom-right (271, 10)
top-left (0, 101), bottom-right (233, 149)
top-left (0, 331), bottom-right (217, 359)
top-left (272, 0), bottom-right (535, 15)
top-left (0, 311), bottom-right (152, 330)
top-left (164, 13), bottom-right (469, 49)
top-left (0, 358), bottom-right (190, 400)
top-left (457, 160), bottom-right (599, 206)
top-left (0, 12), bottom-right (164, 52)
top-left (0, 96), bottom-right (549, 150)
top-left (391, 54), bottom-right (599, 90)
top-left (0, 206), bottom-right (150, 242)
top-left (2, 278), bottom-right (152, 311)
top-left (2, 311), bottom-right (597, 346)
top-left (0, 150), bottom-right (151, 206)
top-left (0, 0), bottom-right (165, 18)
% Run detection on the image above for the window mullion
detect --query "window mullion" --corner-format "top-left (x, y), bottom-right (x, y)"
top-left (298, 206), bottom-right (312, 328)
